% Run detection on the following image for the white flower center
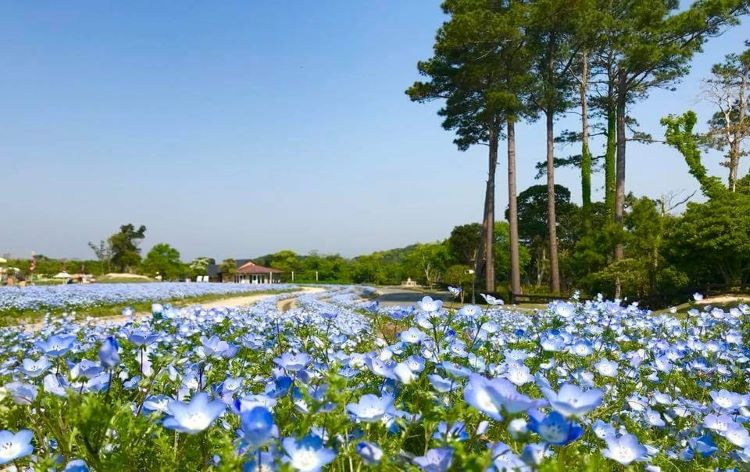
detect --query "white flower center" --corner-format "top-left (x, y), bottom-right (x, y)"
top-left (0, 441), bottom-right (20, 459)
top-left (184, 412), bottom-right (210, 430)
top-left (540, 424), bottom-right (566, 442)
top-left (293, 450), bottom-right (319, 470)
top-left (476, 390), bottom-right (496, 412)
top-left (613, 445), bottom-right (636, 463)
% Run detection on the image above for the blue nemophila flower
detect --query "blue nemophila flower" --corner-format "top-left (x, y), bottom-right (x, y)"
top-left (63, 459), bottom-right (89, 471)
top-left (413, 447), bottom-right (453, 472)
top-left (433, 422), bottom-right (469, 442)
top-left (489, 442), bottom-right (526, 470)
top-left (163, 392), bottom-right (226, 434)
top-left (528, 410), bottom-right (583, 445)
top-left (723, 422), bottom-right (750, 448)
top-left (393, 362), bottom-right (416, 384)
top-left (281, 435), bottom-right (336, 472)
top-left (365, 357), bottom-right (395, 380)
top-left (508, 418), bottom-right (528, 439)
top-left (703, 413), bottom-right (734, 432)
top-left (594, 359), bottom-right (619, 377)
top-left (643, 408), bottom-right (666, 428)
top-left (487, 377), bottom-right (546, 414)
top-left (0, 429), bottom-right (33, 465)
top-left (441, 361), bottom-right (471, 378)
top-left (142, 394), bottom-right (173, 415)
top-left (98, 336), bottom-right (120, 369)
top-left (457, 304), bottom-right (482, 320)
top-left (270, 375), bottom-right (293, 397)
top-left (539, 332), bottom-right (566, 352)
top-left (405, 355), bottom-right (425, 373)
top-left (239, 406), bottom-right (275, 449)
top-left (127, 330), bottom-right (158, 346)
top-left (36, 335), bottom-right (76, 357)
top-left (221, 376), bottom-right (243, 396)
top-left (542, 383), bottom-right (603, 417)
top-left (428, 374), bottom-right (457, 393)
top-left (200, 335), bottom-right (231, 358)
top-left (476, 420), bottom-right (490, 435)
top-left (81, 372), bottom-right (110, 393)
top-left (710, 389), bottom-right (746, 411)
top-left (234, 394), bottom-right (277, 415)
top-left (570, 339), bottom-right (594, 356)
top-left (551, 301), bottom-right (575, 318)
top-left (418, 296), bottom-right (443, 313)
top-left (243, 451), bottom-right (276, 472)
top-left (520, 442), bottom-right (547, 467)
top-left (356, 441), bottom-right (383, 465)
top-left (72, 359), bottom-right (104, 379)
top-left (601, 433), bottom-right (648, 465)
top-left (347, 393), bottom-right (394, 423)
top-left (503, 362), bottom-right (533, 386)
top-left (273, 352), bottom-right (311, 373)
top-left (400, 327), bottom-right (427, 344)
top-left (447, 286), bottom-right (461, 297)
top-left (43, 373), bottom-right (68, 397)
top-left (464, 374), bottom-right (504, 420)
top-left (688, 434), bottom-right (717, 458)
top-left (21, 356), bottom-right (51, 378)
top-left (481, 293), bottom-right (503, 305)
top-left (4, 382), bottom-right (37, 405)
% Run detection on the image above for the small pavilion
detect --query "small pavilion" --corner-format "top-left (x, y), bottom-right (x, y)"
top-left (234, 261), bottom-right (282, 284)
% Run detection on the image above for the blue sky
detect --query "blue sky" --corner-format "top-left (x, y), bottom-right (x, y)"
top-left (1, 1), bottom-right (747, 261)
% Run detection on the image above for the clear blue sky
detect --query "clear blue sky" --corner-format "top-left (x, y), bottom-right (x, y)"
top-left (1, 1), bottom-right (747, 261)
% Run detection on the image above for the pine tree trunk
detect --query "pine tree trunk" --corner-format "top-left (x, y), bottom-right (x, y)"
top-left (605, 82), bottom-right (617, 219)
top-left (729, 150), bottom-right (739, 192)
top-left (475, 188), bottom-right (487, 285)
top-left (507, 118), bottom-right (522, 296)
top-left (546, 110), bottom-right (561, 294)
top-left (580, 50), bottom-right (592, 226)
top-left (731, 65), bottom-right (747, 192)
top-left (484, 126), bottom-right (498, 292)
top-left (614, 69), bottom-right (627, 263)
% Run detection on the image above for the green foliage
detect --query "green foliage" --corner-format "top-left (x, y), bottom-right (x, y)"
top-left (443, 264), bottom-right (473, 288)
top-left (108, 224), bottom-right (147, 273)
top-left (4, 258), bottom-right (107, 278)
top-left (188, 257), bottom-right (214, 278)
top-left (509, 184), bottom-right (576, 288)
top-left (218, 259), bottom-right (237, 281)
top-left (406, 0), bottom-right (532, 149)
top-left (447, 223), bottom-right (482, 266)
top-left (88, 240), bottom-right (113, 274)
top-left (265, 250), bottom-right (301, 274)
top-left (665, 193), bottom-right (750, 287)
top-left (662, 111), bottom-right (727, 199)
top-left (403, 243), bottom-right (452, 288)
top-left (141, 243), bottom-right (186, 280)
top-left (493, 221), bottom-right (531, 282)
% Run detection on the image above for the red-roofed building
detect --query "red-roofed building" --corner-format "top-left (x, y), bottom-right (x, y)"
top-left (234, 261), bottom-right (282, 284)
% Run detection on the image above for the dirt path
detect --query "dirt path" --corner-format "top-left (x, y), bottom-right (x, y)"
top-left (697, 294), bottom-right (750, 305)
top-left (200, 286), bottom-right (325, 310)
top-left (23, 286), bottom-right (327, 332)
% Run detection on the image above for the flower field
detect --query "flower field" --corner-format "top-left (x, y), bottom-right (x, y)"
top-left (0, 285), bottom-right (749, 471)
top-left (0, 283), bottom-right (293, 313)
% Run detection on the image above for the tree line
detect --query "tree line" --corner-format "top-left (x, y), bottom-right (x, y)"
top-left (406, 0), bottom-right (749, 298)
top-left (4, 179), bottom-right (748, 305)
